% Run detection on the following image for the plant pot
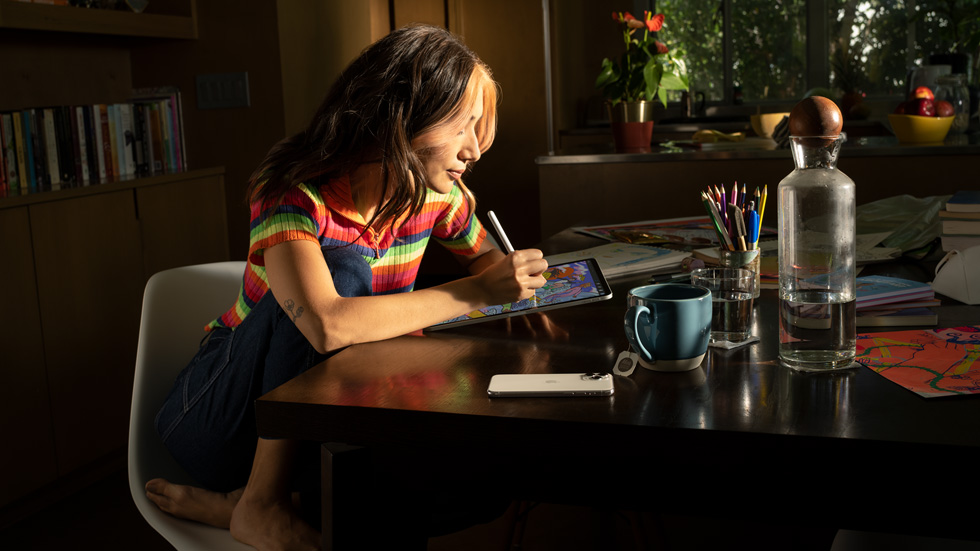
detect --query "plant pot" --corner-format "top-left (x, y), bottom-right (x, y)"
top-left (607, 101), bottom-right (655, 153)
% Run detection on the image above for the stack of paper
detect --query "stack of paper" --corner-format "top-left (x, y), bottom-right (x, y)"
top-left (545, 243), bottom-right (690, 278)
top-left (856, 275), bottom-right (938, 327)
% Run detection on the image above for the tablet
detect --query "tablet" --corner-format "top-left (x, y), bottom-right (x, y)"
top-left (426, 258), bottom-right (613, 331)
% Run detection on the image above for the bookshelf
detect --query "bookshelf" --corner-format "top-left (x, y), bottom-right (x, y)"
top-left (0, 0), bottom-right (231, 511)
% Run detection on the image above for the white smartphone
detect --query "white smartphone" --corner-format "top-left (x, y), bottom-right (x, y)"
top-left (487, 373), bottom-right (614, 397)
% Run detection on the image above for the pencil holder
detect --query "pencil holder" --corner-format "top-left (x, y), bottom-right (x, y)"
top-left (716, 248), bottom-right (761, 298)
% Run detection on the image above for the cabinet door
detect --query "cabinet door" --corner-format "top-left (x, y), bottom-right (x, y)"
top-left (29, 190), bottom-right (145, 475)
top-left (137, 173), bottom-right (230, 277)
top-left (0, 206), bottom-right (58, 507)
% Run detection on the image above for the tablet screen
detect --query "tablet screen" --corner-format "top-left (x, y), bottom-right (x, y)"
top-left (427, 258), bottom-right (612, 330)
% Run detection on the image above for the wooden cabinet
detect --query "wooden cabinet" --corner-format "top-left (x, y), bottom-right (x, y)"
top-left (0, 1), bottom-right (211, 508)
top-left (0, 206), bottom-right (57, 507)
top-left (0, 168), bottom-right (228, 508)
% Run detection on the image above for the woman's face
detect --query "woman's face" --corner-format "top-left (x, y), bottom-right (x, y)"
top-left (413, 86), bottom-right (485, 194)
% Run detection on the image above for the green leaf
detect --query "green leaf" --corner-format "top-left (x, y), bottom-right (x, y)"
top-left (595, 58), bottom-right (619, 89)
top-left (643, 62), bottom-right (663, 98)
top-left (660, 72), bottom-right (688, 90)
top-left (657, 86), bottom-right (668, 107)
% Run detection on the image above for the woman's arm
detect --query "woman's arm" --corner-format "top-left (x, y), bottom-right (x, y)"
top-left (263, 239), bottom-right (547, 354)
top-left (456, 237), bottom-right (508, 275)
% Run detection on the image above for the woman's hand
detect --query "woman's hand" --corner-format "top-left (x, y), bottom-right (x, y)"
top-left (474, 249), bottom-right (549, 305)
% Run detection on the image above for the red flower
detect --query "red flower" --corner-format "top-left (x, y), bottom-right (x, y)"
top-left (644, 12), bottom-right (664, 32)
top-left (654, 40), bottom-right (669, 54)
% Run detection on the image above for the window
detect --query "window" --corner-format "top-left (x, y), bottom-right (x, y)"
top-left (652, 0), bottom-right (979, 105)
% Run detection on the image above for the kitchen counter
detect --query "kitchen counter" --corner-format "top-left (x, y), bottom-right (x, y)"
top-left (535, 128), bottom-right (979, 238)
top-left (537, 132), bottom-right (980, 165)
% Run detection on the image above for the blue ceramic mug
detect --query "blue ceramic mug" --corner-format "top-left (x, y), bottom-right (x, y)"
top-left (623, 284), bottom-right (712, 372)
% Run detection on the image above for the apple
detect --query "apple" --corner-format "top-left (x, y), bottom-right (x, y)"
top-left (910, 86), bottom-right (934, 101)
top-left (911, 98), bottom-right (935, 117)
top-left (936, 100), bottom-right (955, 117)
top-left (893, 101), bottom-right (909, 114)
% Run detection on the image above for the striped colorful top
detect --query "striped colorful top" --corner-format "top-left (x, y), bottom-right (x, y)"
top-left (207, 175), bottom-right (486, 331)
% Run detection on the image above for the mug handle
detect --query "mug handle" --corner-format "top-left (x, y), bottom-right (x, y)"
top-left (624, 305), bottom-right (655, 363)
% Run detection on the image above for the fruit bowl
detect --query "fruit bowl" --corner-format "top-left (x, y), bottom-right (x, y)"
top-left (888, 114), bottom-right (954, 143)
top-left (750, 112), bottom-right (790, 138)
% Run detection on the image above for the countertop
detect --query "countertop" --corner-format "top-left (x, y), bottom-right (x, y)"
top-left (538, 128), bottom-right (980, 165)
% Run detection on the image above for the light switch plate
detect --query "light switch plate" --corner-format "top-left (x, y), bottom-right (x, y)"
top-left (196, 72), bottom-right (250, 110)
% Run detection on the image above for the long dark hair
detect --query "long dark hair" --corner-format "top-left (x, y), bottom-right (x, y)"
top-left (247, 24), bottom-right (498, 232)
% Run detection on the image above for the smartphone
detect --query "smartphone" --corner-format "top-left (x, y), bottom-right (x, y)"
top-left (427, 258), bottom-right (613, 331)
top-left (487, 373), bottom-right (615, 397)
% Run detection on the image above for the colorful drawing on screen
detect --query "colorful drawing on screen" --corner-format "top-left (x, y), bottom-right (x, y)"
top-left (855, 325), bottom-right (980, 397)
top-left (441, 260), bottom-right (602, 323)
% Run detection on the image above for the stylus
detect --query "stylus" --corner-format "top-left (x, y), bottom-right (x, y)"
top-left (487, 210), bottom-right (515, 254)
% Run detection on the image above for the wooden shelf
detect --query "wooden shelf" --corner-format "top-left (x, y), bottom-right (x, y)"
top-left (0, 166), bottom-right (224, 209)
top-left (0, 0), bottom-right (196, 39)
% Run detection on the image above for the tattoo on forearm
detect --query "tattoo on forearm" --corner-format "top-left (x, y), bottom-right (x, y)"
top-left (283, 299), bottom-right (304, 322)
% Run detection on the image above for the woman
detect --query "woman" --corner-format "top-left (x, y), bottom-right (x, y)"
top-left (145, 24), bottom-right (547, 550)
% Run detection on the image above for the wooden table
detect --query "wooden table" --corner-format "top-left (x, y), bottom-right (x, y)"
top-left (256, 230), bottom-right (980, 549)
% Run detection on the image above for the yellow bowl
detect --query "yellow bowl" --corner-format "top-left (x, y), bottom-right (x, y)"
top-left (888, 114), bottom-right (954, 143)
top-left (750, 112), bottom-right (790, 138)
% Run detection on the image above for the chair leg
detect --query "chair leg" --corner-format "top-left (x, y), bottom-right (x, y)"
top-left (503, 500), bottom-right (533, 550)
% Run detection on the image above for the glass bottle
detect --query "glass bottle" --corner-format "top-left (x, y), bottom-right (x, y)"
top-left (935, 74), bottom-right (971, 135)
top-left (777, 134), bottom-right (856, 371)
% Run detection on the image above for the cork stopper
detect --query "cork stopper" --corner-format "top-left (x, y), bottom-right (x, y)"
top-left (789, 96), bottom-right (843, 137)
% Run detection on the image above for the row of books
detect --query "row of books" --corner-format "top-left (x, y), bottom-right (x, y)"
top-left (855, 275), bottom-right (938, 327)
top-left (0, 87), bottom-right (186, 198)
top-left (939, 190), bottom-right (980, 252)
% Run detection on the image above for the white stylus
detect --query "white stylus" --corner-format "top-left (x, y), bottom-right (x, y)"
top-left (487, 210), bottom-right (515, 254)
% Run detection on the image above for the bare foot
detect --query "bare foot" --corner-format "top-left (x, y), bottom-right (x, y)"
top-left (145, 478), bottom-right (243, 529)
top-left (229, 492), bottom-right (321, 551)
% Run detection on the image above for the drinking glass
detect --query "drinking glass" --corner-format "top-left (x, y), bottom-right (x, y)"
top-left (691, 267), bottom-right (757, 343)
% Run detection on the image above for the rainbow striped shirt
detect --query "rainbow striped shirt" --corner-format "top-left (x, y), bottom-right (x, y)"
top-left (207, 175), bottom-right (486, 330)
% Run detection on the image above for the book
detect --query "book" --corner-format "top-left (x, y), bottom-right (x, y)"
top-left (856, 325), bottom-right (980, 397)
top-left (11, 113), bottom-right (30, 193)
top-left (941, 219), bottom-right (980, 235)
top-left (98, 104), bottom-right (114, 182)
top-left (41, 108), bottom-right (60, 189)
top-left (25, 110), bottom-right (41, 192)
top-left (80, 105), bottom-right (97, 185)
top-left (856, 307), bottom-right (938, 327)
top-left (945, 190), bottom-right (980, 213)
top-left (76, 106), bottom-right (93, 184)
top-left (855, 275), bottom-right (934, 309)
top-left (545, 242), bottom-right (690, 278)
top-left (54, 106), bottom-right (74, 187)
top-left (147, 103), bottom-right (165, 174)
top-left (938, 210), bottom-right (980, 220)
top-left (2, 114), bottom-right (18, 195)
top-left (119, 102), bottom-right (136, 178)
top-left (858, 297), bottom-right (941, 312)
top-left (107, 104), bottom-right (119, 179)
top-left (940, 235), bottom-right (980, 252)
top-left (91, 105), bottom-right (107, 183)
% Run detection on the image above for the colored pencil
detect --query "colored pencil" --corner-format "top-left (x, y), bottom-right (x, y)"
top-left (701, 191), bottom-right (734, 250)
top-left (727, 203), bottom-right (747, 251)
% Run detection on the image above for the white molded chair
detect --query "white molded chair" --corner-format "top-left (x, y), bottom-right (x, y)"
top-left (128, 261), bottom-right (253, 550)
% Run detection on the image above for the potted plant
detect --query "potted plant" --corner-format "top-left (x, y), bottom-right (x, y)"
top-left (595, 10), bottom-right (689, 152)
